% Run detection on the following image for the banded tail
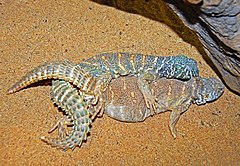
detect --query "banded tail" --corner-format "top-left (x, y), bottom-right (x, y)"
top-left (41, 80), bottom-right (92, 150)
top-left (8, 61), bottom-right (96, 94)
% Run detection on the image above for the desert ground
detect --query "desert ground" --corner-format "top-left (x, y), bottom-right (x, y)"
top-left (1, 0), bottom-right (239, 165)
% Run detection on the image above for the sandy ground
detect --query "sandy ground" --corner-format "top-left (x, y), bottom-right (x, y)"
top-left (1, 0), bottom-right (239, 165)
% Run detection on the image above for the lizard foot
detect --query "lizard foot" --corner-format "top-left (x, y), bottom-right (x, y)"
top-left (90, 97), bottom-right (104, 120)
top-left (48, 115), bottom-right (72, 139)
top-left (170, 125), bottom-right (185, 139)
top-left (169, 110), bottom-right (185, 139)
top-left (137, 78), bottom-right (158, 116)
top-left (143, 89), bottom-right (158, 116)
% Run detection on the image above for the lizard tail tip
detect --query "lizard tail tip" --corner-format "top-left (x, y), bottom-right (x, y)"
top-left (40, 136), bottom-right (47, 141)
top-left (7, 88), bottom-right (15, 94)
top-left (40, 136), bottom-right (52, 144)
top-left (8, 84), bottom-right (25, 94)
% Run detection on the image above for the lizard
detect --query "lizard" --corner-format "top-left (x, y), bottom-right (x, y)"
top-left (8, 52), bottom-right (199, 117)
top-left (50, 75), bottom-right (224, 143)
top-left (45, 51), bottom-right (202, 150)
top-left (75, 52), bottom-right (199, 116)
top-left (103, 76), bottom-right (225, 138)
top-left (8, 52), bottom-right (199, 150)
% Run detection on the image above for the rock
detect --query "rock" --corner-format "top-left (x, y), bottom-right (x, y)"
top-left (165, 0), bottom-right (240, 94)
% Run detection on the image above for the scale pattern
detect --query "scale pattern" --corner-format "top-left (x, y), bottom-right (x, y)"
top-left (9, 53), bottom-right (199, 116)
top-left (8, 61), bottom-right (96, 96)
top-left (41, 80), bottom-right (91, 150)
top-left (50, 76), bottom-right (224, 141)
top-left (77, 52), bottom-right (199, 115)
top-left (78, 52), bottom-right (199, 80)
top-left (103, 76), bottom-right (224, 138)
top-left (8, 52), bottom-right (200, 150)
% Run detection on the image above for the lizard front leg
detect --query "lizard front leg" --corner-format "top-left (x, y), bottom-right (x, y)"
top-left (90, 73), bottom-right (112, 120)
top-left (137, 72), bottom-right (158, 116)
top-left (169, 104), bottom-right (190, 138)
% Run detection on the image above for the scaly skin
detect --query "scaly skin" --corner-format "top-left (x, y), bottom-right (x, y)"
top-left (40, 80), bottom-right (92, 150)
top-left (77, 52), bottom-right (199, 115)
top-left (50, 76), bottom-right (224, 142)
top-left (8, 60), bottom-right (97, 98)
top-left (8, 53), bottom-right (199, 150)
top-left (79, 53), bottom-right (199, 79)
top-left (103, 76), bottom-right (224, 138)
top-left (9, 53), bottom-right (199, 117)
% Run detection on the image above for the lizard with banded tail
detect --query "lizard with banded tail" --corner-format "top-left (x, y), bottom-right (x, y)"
top-left (46, 53), bottom-right (200, 150)
top-left (52, 76), bottom-right (224, 142)
top-left (8, 52), bottom-right (199, 150)
top-left (9, 52), bottom-right (199, 117)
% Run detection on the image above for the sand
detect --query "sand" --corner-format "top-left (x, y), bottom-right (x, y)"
top-left (1, 0), bottom-right (239, 165)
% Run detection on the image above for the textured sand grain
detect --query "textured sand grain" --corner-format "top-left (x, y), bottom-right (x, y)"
top-left (1, 0), bottom-right (239, 165)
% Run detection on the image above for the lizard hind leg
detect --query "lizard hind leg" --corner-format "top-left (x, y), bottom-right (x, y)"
top-left (90, 96), bottom-right (105, 120)
top-left (89, 73), bottom-right (112, 120)
top-left (48, 115), bottom-right (72, 139)
top-left (169, 109), bottom-right (187, 139)
top-left (41, 80), bottom-right (92, 150)
top-left (41, 110), bottom-right (91, 150)
top-left (137, 73), bottom-right (158, 116)
top-left (169, 110), bottom-right (181, 139)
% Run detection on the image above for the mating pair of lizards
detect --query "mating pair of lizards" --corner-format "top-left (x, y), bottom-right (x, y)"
top-left (8, 52), bottom-right (224, 150)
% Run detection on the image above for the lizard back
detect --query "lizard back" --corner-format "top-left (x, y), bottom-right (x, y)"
top-left (78, 52), bottom-right (199, 80)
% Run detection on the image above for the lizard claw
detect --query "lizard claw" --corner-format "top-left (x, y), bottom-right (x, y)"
top-left (48, 115), bottom-right (72, 139)
top-left (170, 127), bottom-right (185, 139)
top-left (144, 93), bottom-right (158, 116)
top-left (91, 94), bottom-right (99, 105)
top-left (90, 97), bottom-right (104, 120)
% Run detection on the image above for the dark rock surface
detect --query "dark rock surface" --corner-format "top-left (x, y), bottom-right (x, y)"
top-left (93, 0), bottom-right (240, 94)
top-left (165, 0), bottom-right (240, 94)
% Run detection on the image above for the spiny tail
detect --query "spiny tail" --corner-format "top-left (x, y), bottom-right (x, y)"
top-left (41, 80), bottom-right (92, 150)
top-left (8, 61), bottom-right (95, 94)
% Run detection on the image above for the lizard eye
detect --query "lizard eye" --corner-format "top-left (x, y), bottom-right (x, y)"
top-left (83, 95), bottom-right (94, 103)
top-left (83, 98), bottom-right (88, 102)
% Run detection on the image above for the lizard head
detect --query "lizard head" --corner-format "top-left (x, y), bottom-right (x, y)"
top-left (194, 77), bottom-right (225, 105)
top-left (174, 55), bottom-right (199, 79)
